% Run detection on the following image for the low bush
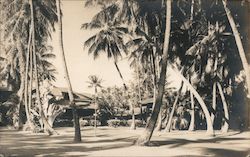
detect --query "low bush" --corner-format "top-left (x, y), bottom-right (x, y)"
top-left (107, 119), bottom-right (121, 127)
top-left (119, 120), bottom-right (128, 126)
top-left (89, 119), bottom-right (101, 126)
top-left (127, 119), bottom-right (144, 127)
top-left (80, 119), bottom-right (89, 126)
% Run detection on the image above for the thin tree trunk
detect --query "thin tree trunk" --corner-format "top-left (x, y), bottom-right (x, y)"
top-left (217, 82), bottom-right (229, 133)
top-left (29, 0), bottom-right (56, 135)
top-left (155, 107), bottom-right (162, 131)
top-left (211, 82), bottom-right (217, 124)
top-left (165, 82), bottom-right (183, 132)
top-left (56, 0), bottom-right (81, 142)
top-left (188, 90), bottom-right (195, 131)
top-left (114, 61), bottom-right (127, 90)
top-left (24, 26), bottom-right (34, 131)
top-left (136, 0), bottom-right (171, 146)
top-left (190, 0), bottom-right (194, 21)
top-left (136, 58), bottom-right (143, 122)
top-left (222, 0), bottom-right (250, 128)
top-left (94, 86), bottom-right (97, 136)
top-left (170, 65), bottom-right (214, 135)
top-left (130, 103), bottom-right (136, 130)
top-left (211, 54), bottom-right (218, 125)
top-left (113, 61), bottom-right (135, 129)
top-left (28, 45), bottom-right (33, 115)
top-left (16, 38), bottom-right (25, 130)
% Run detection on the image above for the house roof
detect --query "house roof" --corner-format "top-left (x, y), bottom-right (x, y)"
top-left (49, 86), bottom-right (93, 102)
top-left (49, 86), bottom-right (94, 109)
top-left (140, 97), bottom-right (168, 106)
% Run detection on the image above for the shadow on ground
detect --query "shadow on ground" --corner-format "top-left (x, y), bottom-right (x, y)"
top-left (0, 127), bottom-right (249, 156)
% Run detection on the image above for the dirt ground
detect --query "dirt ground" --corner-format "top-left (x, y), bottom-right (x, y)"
top-left (0, 126), bottom-right (249, 157)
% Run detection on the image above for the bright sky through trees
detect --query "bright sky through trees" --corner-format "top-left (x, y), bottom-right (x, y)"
top-left (51, 0), bottom-right (181, 94)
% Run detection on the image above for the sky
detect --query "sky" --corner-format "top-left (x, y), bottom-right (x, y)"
top-left (51, 1), bottom-right (132, 94)
top-left (50, 0), bottom-right (181, 94)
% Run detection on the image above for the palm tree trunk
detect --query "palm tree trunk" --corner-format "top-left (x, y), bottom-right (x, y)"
top-left (136, 58), bottom-right (143, 122)
top-left (29, 0), bottom-right (56, 135)
top-left (136, 0), bottom-right (171, 146)
top-left (165, 82), bottom-right (183, 132)
top-left (94, 86), bottom-right (97, 136)
top-left (155, 107), bottom-right (162, 131)
top-left (56, 0), bottom-right (81, 142)
top-left (188, 90), bottom-right (195, 131)
top-left (170, 65), bottom-right (214, 135)
top-left (217, 82), bottom-right (229, 133)
top-left (130, 103), bottom-right (136, 130)
top-left (222, 0), bottom-right (250, 128)
top-left (24, 26), bottom-right (34, 131)
top-left (16, 38), bottom-right (25, 130)
top-left (114, 61), bottom-right (127, 90)
top-left (28, 45), bottom-right (33, 116)
top-left (190, 0), bottom-right (194, 21)
top-left (211, 55), bottom-right (218, 125)
top-left (113, 61), bottom-right (135, 129)
top-left (211, 82), bottom-right (217, 124)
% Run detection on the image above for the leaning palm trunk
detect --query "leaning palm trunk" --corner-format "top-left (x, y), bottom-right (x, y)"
top-left (114, 61), bottom-right (136, 129)
top-left (222, 0), bottom-right (250, 127)
top-left (165, 82), bottom-right (182, 132)
top-left (188, 90), bottom-right (195, 131)
top-left (29, 0), bottom-right (56, 135)
top-left (136, 0), bottom-right (171, 146)
top-left (56, 0), bottom-right (81, 142)
top-left (170, 65), bottom-right (214, 135)
top-left (155, 107), bottom-right (162, 131)
top-left (114, 61), bottom-right (128, 90)
top-left (217, 82), bottom-right (229, 133)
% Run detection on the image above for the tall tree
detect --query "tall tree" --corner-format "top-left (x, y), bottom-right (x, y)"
top-left (136, 0), bottom-right (172, 146)
top-left (56, 0), bottom-right (81, 142)
top-left (222, 0), bottom-right (250, 127)
top-left (29, 0), bottom-right (56, 135)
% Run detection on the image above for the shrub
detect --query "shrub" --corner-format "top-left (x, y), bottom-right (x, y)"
top-left (127, 119), bottom-right (144, 127)
top-left (119, 120), bottom-right (128, 126)
top-left (80, 119), bottom-right (89, 127)
top-left (107, 119), bottom-right (121, 127)
top-left (89, 119), bottom-right (101, 126)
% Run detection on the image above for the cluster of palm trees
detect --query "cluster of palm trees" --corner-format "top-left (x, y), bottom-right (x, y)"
top-left (82, 0), bottom-right (249, 145)
top-left (0, 0), bottom-right (249, 146)
top-left (1, 0), bottom-right (81, 141)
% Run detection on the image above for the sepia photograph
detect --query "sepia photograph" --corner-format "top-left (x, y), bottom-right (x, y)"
top-left (0, 0), bottom-right (249, 156)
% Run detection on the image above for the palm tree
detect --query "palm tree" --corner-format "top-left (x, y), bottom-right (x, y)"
top-left (222, 0), bottom-right (250, 127)
top-left (56, 0), bottom-right (81, 142)
top-left (136, 0), bottom-right (172, 146)
top-left (87, 75), bottom-right (103, 136)
top-left (170, 65), bottom-right (214, 135)
top-left (29, 0), bottom-right (56, 135)
top-left (2, 0), bottom-right (58, 132)
top-left (82, 21), bottom-right (128, 90)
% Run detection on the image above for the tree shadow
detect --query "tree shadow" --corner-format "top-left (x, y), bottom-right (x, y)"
top-left (150, 137), bottom-right (250, 148)
top-left (203, 148), bottom-right (250, 157)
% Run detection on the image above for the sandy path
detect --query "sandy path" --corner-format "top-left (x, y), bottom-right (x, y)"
top-left (0, 127), bottom-right (249, 157)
